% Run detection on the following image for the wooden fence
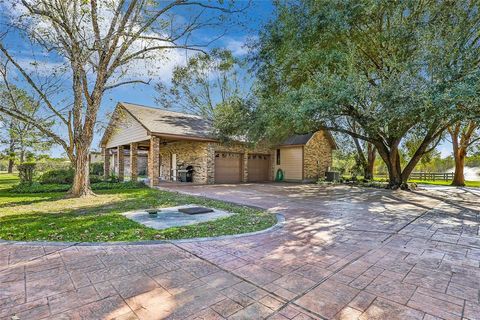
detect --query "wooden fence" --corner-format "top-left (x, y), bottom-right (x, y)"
top-left (376, 172), bottom-right (454, 181)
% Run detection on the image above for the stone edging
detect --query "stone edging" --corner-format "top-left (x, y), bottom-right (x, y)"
top-left (0, 213), bottom-right (286, 247)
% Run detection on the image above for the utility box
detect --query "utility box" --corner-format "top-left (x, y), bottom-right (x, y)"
top-left (325, 171), bottom-right (340, 182)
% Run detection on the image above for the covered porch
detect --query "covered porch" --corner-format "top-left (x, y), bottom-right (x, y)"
top-left (103, 136), bottom-right (212, 187)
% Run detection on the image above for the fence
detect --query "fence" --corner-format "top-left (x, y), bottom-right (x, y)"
top-left (376, 172), bottom-right (454, 181)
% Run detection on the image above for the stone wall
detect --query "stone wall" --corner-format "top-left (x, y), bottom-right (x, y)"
top-left (158, 141), bottom-right (210, 183)
top-left (303, 131), bottom-right (333, 181)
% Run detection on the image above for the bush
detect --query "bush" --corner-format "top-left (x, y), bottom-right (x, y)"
top-left (39, 168), bottom-right (74, 184)
top-left (90, 162), bottom-right (104, 175)
top-left (89, 174), bottom-right (103, 183)
top-left (17, 162), bottom-right (36, 185)
top-left (10, 182), bottom-right (70, 193)
top-left (9, 181), bottom-right (146, 194)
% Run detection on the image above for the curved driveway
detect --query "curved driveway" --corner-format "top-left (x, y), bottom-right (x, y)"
top-left (1, 183), bottom-right (479, 320)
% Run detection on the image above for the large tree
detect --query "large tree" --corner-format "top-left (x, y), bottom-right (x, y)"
top-left (155, 48), bottom-right (251, 121)
top-left (448, 121), bottom-right (479, 186)
top-left (0, 0), bottom-right (245, 197)
top-left (246, 0), bottom-right (480, 189)
top-left (0, 63), bottom-right (53, 172)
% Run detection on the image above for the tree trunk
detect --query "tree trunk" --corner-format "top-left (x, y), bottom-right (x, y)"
top-left (7, 158), bottom-right (14, 173)
top-left (7, 137), bottom-right (14, 173)
top-left (364, 143), bottom-right (376, 180)
top-left (69, 147), bottom-right (94, 197)
top-left (376, 143), bottom-right (407, 189)
top-left (452, 148), bottom-right (466, 186)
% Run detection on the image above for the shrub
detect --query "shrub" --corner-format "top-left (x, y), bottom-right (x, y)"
top-left (90, 162), bottom-right (104, 175)
top-left (17, 162), bottom-right (36, 185)
top-left (10, 182), bottom-right (70, 193)
top-left (89, 174), bottom-right (103, 183)
top-left (39, 168), bottom-right (74, 184)
top-left (9, 180), bottom-right (146, 194)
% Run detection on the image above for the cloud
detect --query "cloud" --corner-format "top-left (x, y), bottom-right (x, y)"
top-left (4, 1), bottom-right (189, 85)
top-left (223, 36), bottom-right (257, 56)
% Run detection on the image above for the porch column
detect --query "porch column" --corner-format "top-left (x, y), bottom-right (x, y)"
top-left (148, 137), bottom-right (160, 187)
top-left (103, 148), bottom-right (110, 179)
top-left (130, 142), bottom-right (138, 182)
top-left (117, 145), bottom-right (125, 182)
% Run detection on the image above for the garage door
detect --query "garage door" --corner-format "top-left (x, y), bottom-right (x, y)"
top-left (214, 152), bottom-right (242, 183)
top-left (280, 147), bottom-right (303, 180)
top-left (247, 154), bottom-right (270, 182)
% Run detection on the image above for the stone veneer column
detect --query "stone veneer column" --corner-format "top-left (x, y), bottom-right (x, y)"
top-left (117, 145), bottom-right (125, 182)
top-left (242, 153), bottom-right (248, 182)
top-left (130, 143), bottom-right (138, 182)
top-left (103, 148), bottom-right (110, 179)
top-left (148, 137), bottom-right (160, 187)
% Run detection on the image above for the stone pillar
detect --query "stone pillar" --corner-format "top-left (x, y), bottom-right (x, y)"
top-left (130, 143), bottom-right (138, 182)
top-left (117, 145), bottom-right (124, 182)
top-left (103, 148), bottom-right (110, 179)
top-left (148, 137), bottom-right (160, 187)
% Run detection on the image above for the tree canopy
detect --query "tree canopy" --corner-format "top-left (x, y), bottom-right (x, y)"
top-left (234, 0), bottom-right (480, 188)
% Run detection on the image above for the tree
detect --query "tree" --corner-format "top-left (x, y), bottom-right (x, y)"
top-left (155, 49), bottom-right (251, 121)
top-left (246, 0), bottom-right (480, 189)
top-left (0, 0), bottom-right (246, 197)
top-left (0, 83), bottom-right (52, 172)
top-left (448, 121), bottom-right (479, 186)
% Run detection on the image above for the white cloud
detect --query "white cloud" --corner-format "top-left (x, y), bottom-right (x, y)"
top-left (223, 36), bottom-right (257, 56)
top-left (4, 0), bottom-right (189, 85)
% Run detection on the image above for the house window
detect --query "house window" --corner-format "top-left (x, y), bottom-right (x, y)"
top-left (276, 149), bottom-right (281, 165)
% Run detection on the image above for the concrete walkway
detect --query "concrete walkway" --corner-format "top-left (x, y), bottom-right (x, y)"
top-left (1, 183), bottom-right (479, 320)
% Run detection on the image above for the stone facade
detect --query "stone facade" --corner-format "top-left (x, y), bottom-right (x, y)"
top-left (117, 146), bottom-right (125, 181)
top-left (148, 137), bottom-right (160, 187)
top-left (102, 148), bottom-right (110, 177)
top-left (158, 141), bottom-right (209, 183)
top-left (303, 131), bottom-right (333, 181)
top-left (130, 143), bottom-right (138, 182)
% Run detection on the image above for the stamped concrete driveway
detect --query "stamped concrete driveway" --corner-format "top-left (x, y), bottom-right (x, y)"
top-left (1, 183), bottom-right (479, 320)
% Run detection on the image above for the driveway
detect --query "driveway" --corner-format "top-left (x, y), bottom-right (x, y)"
top-left (1, 183), bottom-right (479, 320)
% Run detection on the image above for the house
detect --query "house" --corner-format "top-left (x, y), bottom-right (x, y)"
top-left (100, 102), bottom-right (336, 186)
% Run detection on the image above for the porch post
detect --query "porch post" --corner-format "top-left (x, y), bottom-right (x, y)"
top-left (117, 145), bottom-right (125, 182)
top-left (148, 137), bottom-right (160, 187)
top-left (103, 147), bottom-right (110, 179)
top-left (130, 142), bottom-right (138, 182)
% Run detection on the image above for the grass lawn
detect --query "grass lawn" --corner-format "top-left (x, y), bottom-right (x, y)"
top-left (408, 179), bottom-right (480, 187)
top-left (0, 173), bottom-right (276, 242)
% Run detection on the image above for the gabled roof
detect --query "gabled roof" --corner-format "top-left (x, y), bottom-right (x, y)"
top-left (100, 102), bottom-right (337, 149)
top-left (121, 102), bottom-right (214, 139)
top-left (279, 132), bottom-right (337, 149)
top-left (280, 133), bottom-right (315, 146)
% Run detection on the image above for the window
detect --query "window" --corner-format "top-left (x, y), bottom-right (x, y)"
top-left (276, 149), bottom-right (281, 165)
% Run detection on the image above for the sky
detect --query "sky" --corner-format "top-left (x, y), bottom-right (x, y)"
top-left (0, 0), bottom-right (453, 159)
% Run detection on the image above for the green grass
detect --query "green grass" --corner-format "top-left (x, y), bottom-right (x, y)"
top-left (0, 173), bottom-right (276, 242)
top-left (408, 179), bottom-right (480, 187)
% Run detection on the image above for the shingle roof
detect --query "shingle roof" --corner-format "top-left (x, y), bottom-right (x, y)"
top-left (121, 102), bottom-right (214, 140)
top-left (279, 133), bottom-right (315, 146)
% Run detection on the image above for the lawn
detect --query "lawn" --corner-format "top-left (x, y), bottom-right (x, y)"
top-left (0, 173), bottom-right (276, 242)
top-left (408, 179), bottom-right (480, 187)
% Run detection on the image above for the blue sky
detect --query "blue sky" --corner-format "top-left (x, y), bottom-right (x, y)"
top-left (1, 0), bottom-right (453, 158)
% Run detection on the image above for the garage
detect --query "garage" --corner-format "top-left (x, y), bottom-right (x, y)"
top-left (214, 152), bottom-right (242, 183)
top-left (247, 154), bottom-right (271, 182)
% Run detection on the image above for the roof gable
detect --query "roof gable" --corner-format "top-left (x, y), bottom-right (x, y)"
top-left (121, 102), bottom-right (214, 140)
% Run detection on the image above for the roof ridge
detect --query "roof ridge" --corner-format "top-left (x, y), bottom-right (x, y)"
top-left (120, 102), bottom-right (204, 119)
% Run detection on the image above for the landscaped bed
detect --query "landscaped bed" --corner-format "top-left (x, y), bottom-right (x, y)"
top-left (0, 173), bottom-right (276, 242)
